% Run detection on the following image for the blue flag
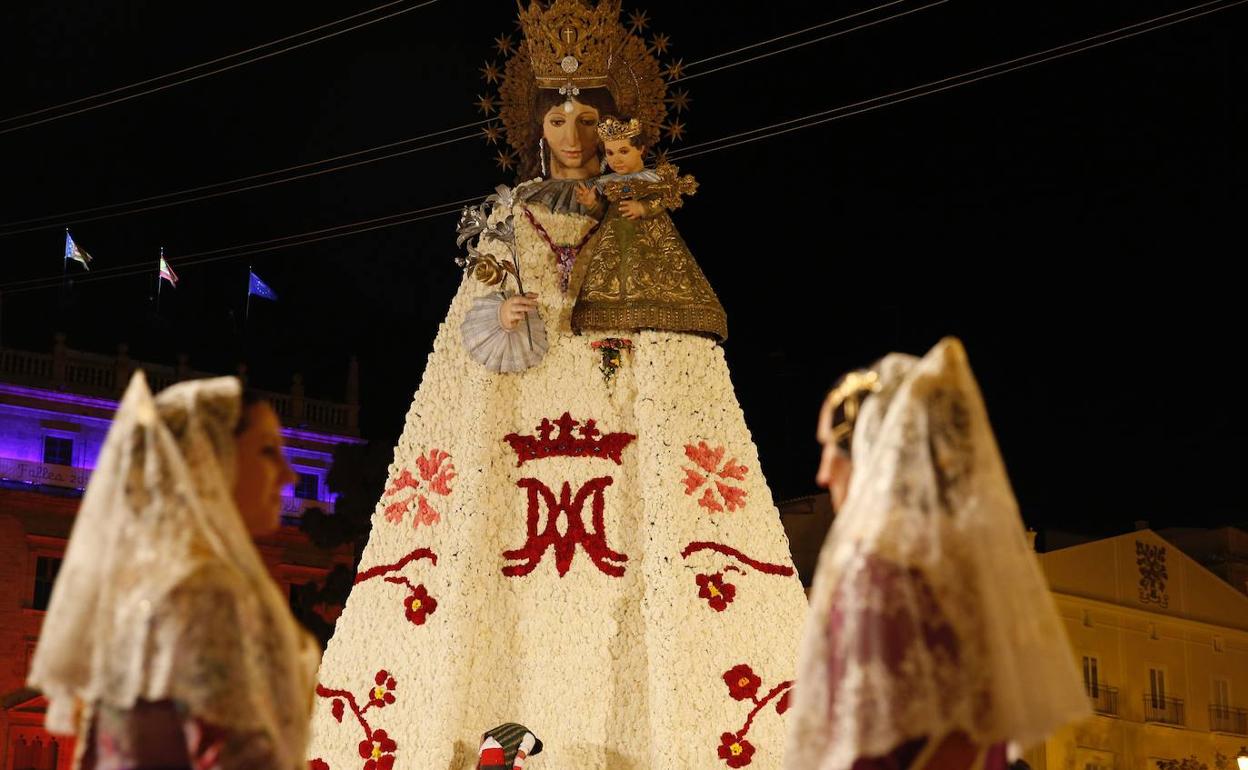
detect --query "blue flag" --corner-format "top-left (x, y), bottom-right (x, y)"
top-left (248, 271), bottom-right (278, 301)
top-left (64, 232), bottom-right (93, 270)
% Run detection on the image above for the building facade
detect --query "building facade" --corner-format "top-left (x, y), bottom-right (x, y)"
top-left (1034, 529), bottom-right (1248, 770)
top-left (0, 339), bottom-right (362, 770)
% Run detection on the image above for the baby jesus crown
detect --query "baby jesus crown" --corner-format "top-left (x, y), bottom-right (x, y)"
top-left (597, 116), bottom-right (643, 141)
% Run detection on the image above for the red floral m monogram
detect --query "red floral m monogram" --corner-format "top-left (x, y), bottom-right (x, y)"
top-left (502, 476), bottom-right (628, 578)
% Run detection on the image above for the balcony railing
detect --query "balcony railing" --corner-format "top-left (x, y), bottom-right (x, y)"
top-left (1210, 705), bottom-right (1248, 736)
top-left (0, 344), bottom-right (358, 436)
top-left (1143, 695), bottom-right (1185, 726)
top-left (279, 496), bottom-right (335, 527)
top-left (1085, 683), bottom-right (1119, 716)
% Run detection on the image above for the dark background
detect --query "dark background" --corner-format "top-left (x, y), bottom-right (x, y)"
top-left (1, 1), bottom-right (1243, 536)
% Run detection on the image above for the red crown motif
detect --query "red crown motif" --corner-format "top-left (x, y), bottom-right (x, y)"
top-left (504, 412), bottom-right (636, 466)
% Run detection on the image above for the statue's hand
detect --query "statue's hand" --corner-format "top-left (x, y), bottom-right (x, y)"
top-left (499, 293), bottom-right (539, 331)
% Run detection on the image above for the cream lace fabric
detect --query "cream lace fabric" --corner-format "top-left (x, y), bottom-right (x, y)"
top-left (28, 373), bottom-right (318, 770)
top-left (785, 339), bottom-right (1090, 770)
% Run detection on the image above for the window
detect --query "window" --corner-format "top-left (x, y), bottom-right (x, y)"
top-left (1213, 678), bottom-right (1231, 710)
top-left (42, 436), bottom-right (73, 466)
top-left (1083, 656), bottom-right (1101, 698)
top-left (32, 556), bottom-right (62, 611)
top-left (1149, 667), bottom-right (1167, 707)
top-left (294, 472), bottom-right (320, 501)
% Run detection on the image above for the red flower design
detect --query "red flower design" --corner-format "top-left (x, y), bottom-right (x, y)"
top-left (776, 690), bottom-right (791, 715)
top-left (382, 449), bottom-right (456, 528)
top-left (404, 584), bottom-right (438, 625)
top-left (331, 699), bottom-right (345, 722)
top-left (359, 730), bottom-right (397, 770)
top-left (368, 670), bottom-right (397, 708)
top-left (683, 442), bottom-right (748, 513)
top-left (309, 760), bottom-right (330, 770)
top-left (723, 665), bottom-right (762, 701)
top-left (416, 448), bottom-right (456, 495)
top-left (696, 572), bottom-right (737, 612)
top-left (717, 733), bottom-right (756, 768)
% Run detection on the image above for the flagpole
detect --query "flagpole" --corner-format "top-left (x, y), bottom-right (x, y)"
top-left (61, 228), bottom-right (69, 307)
top-left (156, 247), bottom-right (164, 320)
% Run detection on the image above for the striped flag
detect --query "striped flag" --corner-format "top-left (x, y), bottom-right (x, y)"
top-left (158, 251), bottom-right (179, 287)
top-left (64, 232), bottom-right (93, 270)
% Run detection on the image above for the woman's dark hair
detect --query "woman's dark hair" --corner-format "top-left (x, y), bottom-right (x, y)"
top-left (235, 390), bottom-right (269, 435)
top-left (518, 87), bottom-right (619, 180)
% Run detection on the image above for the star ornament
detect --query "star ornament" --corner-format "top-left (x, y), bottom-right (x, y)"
top-left (481, 124), bottom-right (503, 145)
top-left (664, 119), bottom-right (686, 142)
top-left (475, 94), bottom-right (497, 115)
top-left (494, 33), bottom-right (516, 56)
top-left (480, 60), bottom-right (501, 85)
top-left (627, 8), bottom-right (650, 34)
top-left (663, 58), bottom-right (685, 82)
top-left (649, 32), bottom-right (672, 55)
top-left (495, 149), bottom-right (519, 171)
top-left (666, 88), bottom-right (691, 113)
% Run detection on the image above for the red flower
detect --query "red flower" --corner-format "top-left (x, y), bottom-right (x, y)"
top-left (723, 664), bottom-right (762, 701)
top-left (331, 699), bottom-right (345, 722)
top-left (776, 689), bottom-right (792, 715)
top-left (359, 730), bottom-right (397, 770)
top-left (404, 584), bottom-right (438, 625)
top-left (717, 733), bottom-right (755, 768)
top-left (683, 442), bottom-right (749, 513)
top-left (369, 670), bottom-right (398, 708)
top-left (696, 572), bottom-right (737, 612)
top-left (309, 761), bottom-right (330, 770)
top-left (416, 448), bottom-right (456, 496)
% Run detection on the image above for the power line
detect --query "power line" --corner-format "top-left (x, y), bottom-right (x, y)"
top-left (683, 0), bottom-right (911, 70)
top-left (0, 129), bottom-right (484, 237)
top-left (0, 3), bottom-right (925, 235)
top-left (0, 0), bottom-right (440, 136)
top-left (671, 0), bottom-right (1246, 161)
top-left (4, 0), bottom-right (1238, 296)
top-left (0, 119), bottom-right (490, 233)
top-left (678, 0), bottom-right (949, 83)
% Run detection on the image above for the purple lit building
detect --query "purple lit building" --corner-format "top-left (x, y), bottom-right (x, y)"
top-left (0, 336), bottom-right (363, 770)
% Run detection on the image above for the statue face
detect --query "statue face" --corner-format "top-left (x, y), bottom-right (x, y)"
top-left (603, 139), bottom-right (644, 174)
top-left (542, 98), bottom-right (602, 178)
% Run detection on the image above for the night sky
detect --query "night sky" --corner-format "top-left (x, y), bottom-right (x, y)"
top-left (1, 1), bottom-right (1244, 536)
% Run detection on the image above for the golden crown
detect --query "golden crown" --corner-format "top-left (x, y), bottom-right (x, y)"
top-left (517, 0), bottom-right (621, 93)
top-left (827, 370), bottom-right (881, 448)
top-left (597, 116), bottom-right (642, 141)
